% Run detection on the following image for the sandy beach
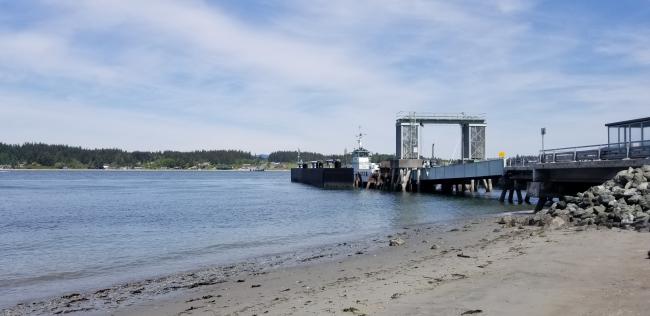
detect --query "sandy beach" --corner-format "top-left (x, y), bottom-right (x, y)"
top-left (7, 212), bottom-right (648, 316)
top-left (117, 216), bottom-right (649, 316)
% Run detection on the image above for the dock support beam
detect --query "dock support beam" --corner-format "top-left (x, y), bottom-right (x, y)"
top-left (499, 187), bottom-right (507, 202)
top-left (535, 196), bottom-right (548, 212)
top-left (500, 178), bottom-right (515, 203)
top-left (515, 180), bottom-right (523, 204)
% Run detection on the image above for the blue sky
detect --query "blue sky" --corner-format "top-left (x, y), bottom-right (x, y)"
top-left (0, 0), bottom-right (649, 157)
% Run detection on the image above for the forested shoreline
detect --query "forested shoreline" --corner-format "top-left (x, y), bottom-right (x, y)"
top-left (0, 143), bottom-right (393, 169)
top-left (0, 143), bottom-right (261, 169)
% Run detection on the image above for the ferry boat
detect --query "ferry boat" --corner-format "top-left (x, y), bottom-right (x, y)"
top-left (351, 130), bottom-right (379, 186)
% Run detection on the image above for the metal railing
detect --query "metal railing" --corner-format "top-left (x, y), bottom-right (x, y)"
top-left (539, 141), bottom-right (650, 163)
top-left (505, 156), bottom-right (540, 167)
top-left (505, 141), bottom-right (650, 167)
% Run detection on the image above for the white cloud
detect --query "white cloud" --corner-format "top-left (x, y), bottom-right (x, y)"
top-left (0, 31), bottom-right (116, 81)
top-left (493, 0), bottom-right (535, 13)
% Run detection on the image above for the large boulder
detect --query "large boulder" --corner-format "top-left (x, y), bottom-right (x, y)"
top-left (632, 173), bottom-right (647, 187)
top-left (640, 196), bottom-right (650, 210)
top-left (611, 186), bottom-right (625, 197)
top-left (621, 212), bottom-right (635, 225)
top-left (614, 169), bottom-right (634, 184)
top-left (627, 194), bottom-right (642, 204)
top-left (623, 188), bottom-right (638, 197)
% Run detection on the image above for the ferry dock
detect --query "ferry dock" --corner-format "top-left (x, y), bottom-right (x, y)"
top-left (291, 114), bottom-right (650, 211)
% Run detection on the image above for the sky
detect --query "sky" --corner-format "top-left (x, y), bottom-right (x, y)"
top-left (0, 0), bottom-right (649, 158)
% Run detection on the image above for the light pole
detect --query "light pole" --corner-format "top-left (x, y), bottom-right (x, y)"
top-left (541, 127), bottom-right (546, 162)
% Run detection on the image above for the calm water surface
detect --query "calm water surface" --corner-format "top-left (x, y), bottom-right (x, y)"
top-left (0, 170), bottom-right (527, 307)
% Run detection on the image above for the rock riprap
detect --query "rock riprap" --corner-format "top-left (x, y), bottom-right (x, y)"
top-left (510, 166), bottom-right (650, 231)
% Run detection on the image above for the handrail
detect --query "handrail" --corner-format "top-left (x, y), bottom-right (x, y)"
top-left (505, 141), bottom-right (650, 167)
top-left (425, 157), bottom-right (505, 168)
top-left (539, 140), bottom-right (650, 163)
top-left (539, 141), bottom-right (642, 153)
top-left (505, 156), bottom-right (540, 167)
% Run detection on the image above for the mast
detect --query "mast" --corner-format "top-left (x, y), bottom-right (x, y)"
top-left (297, 148), bottom-right (302, 166)
top-left (356, 126), bottom-right (366, 150)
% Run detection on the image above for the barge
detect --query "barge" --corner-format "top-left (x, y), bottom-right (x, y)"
top-left (291, 129), bottom-right (380, 189)
top-left (290, 165), bottom-right (353, 189)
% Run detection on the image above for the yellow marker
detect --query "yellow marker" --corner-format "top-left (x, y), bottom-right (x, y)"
top-left (498, 151), bottom-right (506, 158)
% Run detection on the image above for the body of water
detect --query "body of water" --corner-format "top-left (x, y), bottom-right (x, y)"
top-left (0, 170), bottom-right (527, 307)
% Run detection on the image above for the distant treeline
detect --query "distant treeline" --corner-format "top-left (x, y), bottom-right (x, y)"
top-left (0, 143), bottom-right (397, 169)
top-left (0, 143), bottom-right (257, 169)
top-left (267, 151), bottom-right (330, 163)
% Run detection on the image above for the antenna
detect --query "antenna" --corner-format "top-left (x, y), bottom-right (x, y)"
top-left (356, 126), bottom-right (366, 149)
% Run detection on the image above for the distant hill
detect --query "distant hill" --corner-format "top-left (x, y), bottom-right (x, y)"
top-left (0, 143), bottom-right (397, 169)
top-left (0, 142), bottom-right (258, 169)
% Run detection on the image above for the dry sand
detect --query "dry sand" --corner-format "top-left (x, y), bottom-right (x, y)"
top-left (108, 216), bottom-right (650, 316)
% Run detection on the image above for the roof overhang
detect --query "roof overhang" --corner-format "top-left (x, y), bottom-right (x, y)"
top-left (605, 117), bottom-right (650, 127)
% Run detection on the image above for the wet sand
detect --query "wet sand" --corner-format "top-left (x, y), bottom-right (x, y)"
top-left (117, 216), bottom-right (650, 316)
top-left (5, 214), bottom-right (650, 315)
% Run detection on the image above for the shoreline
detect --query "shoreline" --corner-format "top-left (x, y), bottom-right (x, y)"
top-left (123, 216), bottom-right (649, 316)
top-left (4, 212), bottom-right (649, 315)
top-left (1, 214), bottom-right (503, 314)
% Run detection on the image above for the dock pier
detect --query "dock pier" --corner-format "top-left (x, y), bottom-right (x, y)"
top-left (292, 115), bottom-right (650, 212)
top-left (393, 115), bottom-right (650, 211)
